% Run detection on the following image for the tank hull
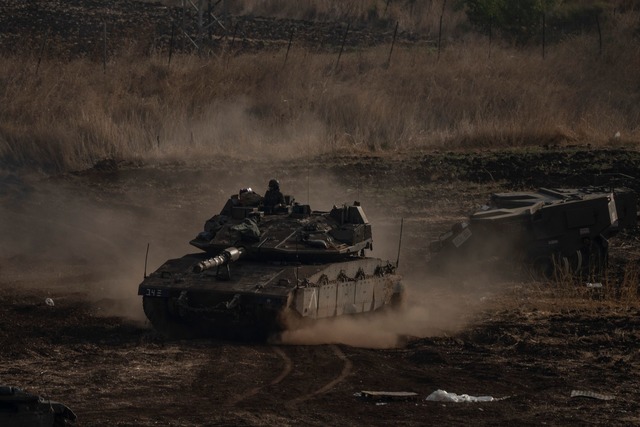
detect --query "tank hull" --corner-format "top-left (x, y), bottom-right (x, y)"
top-left (429, 186), bottom-right (638, 276)
top-left (0, 386), bottom-right (76, 427)
top-left (139, 253), bottom-right (402, 339)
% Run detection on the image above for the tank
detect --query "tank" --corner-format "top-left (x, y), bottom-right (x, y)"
top-left (0, 386), bottom-right (77, 427)
top-left (138, 189), bottom-right (403, 339)
top-left (429, 185), bottom-right (638, 277)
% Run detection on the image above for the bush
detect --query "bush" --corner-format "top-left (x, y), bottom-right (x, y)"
top-left (463, 0), bottom-right (607, 45)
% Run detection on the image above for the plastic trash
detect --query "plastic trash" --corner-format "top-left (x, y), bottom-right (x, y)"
top-left (45, 298), bottom-right (55, 307)
top-left (586, 282), bottom-right (603, 288)
top-left (426, 389), bottom-right (495, 403)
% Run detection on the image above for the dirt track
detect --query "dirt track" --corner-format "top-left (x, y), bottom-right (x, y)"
top-left (1, 149), bottom-right (640, 426)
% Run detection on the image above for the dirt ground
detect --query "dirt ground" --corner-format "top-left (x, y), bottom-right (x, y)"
top-left (1, 148), bottom-right (640, 426)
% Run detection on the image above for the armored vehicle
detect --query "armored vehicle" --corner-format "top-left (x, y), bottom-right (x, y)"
top-left (429, 185), bottom-right (638, 277)
top-left (0, 386), bottom-right (76, 426)
top-left (138, 189), bottom-right (403, 339)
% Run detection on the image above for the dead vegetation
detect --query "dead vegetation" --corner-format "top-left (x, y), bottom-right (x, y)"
top-left (0, 2), bottom-right (639, 173)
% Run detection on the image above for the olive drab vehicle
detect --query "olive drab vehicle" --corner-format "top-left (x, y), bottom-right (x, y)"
top-left (429, 184), bottom-right (638, 277)
top-left (0, 386), bottom-right (77, 427)
top-left (138, 188), bottom-right (403, 339)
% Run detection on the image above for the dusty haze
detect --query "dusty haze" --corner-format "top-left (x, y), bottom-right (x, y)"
top-left (0, 148), bottom-right (494, 347)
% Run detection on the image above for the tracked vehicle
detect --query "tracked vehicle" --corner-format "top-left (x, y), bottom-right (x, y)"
top-left (138, 189), bottom-right (403, 339)
top-left (0, 386), bottom-right (76, 426)
top-left (429, 184), bottom-right (638, 277)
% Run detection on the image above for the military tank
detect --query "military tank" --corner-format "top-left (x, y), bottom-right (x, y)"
top-left (138, 188), bottom-right (403, 339)
top-left (429, 184), bottom-right (638, 277)
top-left (0, 386), bottom-right (76, 426)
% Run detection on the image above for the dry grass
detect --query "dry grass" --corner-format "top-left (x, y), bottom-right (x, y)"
top-left (1, 7), bottom-right (639, 173)
top-left (525, 259), bottom-right (640, 308)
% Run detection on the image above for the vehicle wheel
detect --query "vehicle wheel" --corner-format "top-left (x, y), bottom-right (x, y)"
top-left (142, 296), bottom-right (195, 339)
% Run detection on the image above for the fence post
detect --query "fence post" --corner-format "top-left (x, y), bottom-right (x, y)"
top-left (168, 22), bottom-right (175, 66)
top-left (542, 12), bottom-right (546, 59)
top-left (103, 21), bottom-right (107, 74)
top-left (386, 21), bottom-right (398, 67)
top-left (488, 16), bottom-right (492, 58)
top-left (335, 22), bottom-right (350, 70)
top-left (284, 28), bottom-right (294, 66)
top-left (208, 0), bottom-right (212, 41)
top-left (230, 21), bottom-right (238, 49)
top-left (36, 28), bottom-right (49, 75)
top-left (595, 12), bottom-right (602, 56)
top-left (437, 0), bottom-right (446, 61)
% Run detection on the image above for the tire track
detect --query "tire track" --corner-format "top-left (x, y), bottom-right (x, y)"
top-left (285, 344), bottom-right (352, 409)
top-left (224, 346), bottom-right (293, 406)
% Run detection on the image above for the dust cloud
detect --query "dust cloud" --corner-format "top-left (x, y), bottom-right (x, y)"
top-left (0, 140), bottom-right (494, 342)
top-left (0, 159), bottom-right (358, 325)
top-left (0, 173), bottom-right (199, 323)
top-left (278, 275), bottom-right (486, 349)
top-left (153, 98), bottom-right (331, 163)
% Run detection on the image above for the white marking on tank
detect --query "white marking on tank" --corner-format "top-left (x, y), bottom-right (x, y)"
top-left (274, 226), bottom-right (303, 249)
top-left (308, 289), bottom-right (318, 312)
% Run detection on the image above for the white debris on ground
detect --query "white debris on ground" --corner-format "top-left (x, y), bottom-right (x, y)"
top-left (570, 390), bottom-right (615, 401)
top-left (426, 390), bottom-right (497, 403)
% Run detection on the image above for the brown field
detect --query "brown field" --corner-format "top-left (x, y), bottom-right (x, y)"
top-left (1, 0), bottom-right (639, 173)
top-left (1, 1), bottom-right (640, 426)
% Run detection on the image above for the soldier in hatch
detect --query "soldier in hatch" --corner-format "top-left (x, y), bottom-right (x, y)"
top-left (263, 179), bottom-right (285, 210)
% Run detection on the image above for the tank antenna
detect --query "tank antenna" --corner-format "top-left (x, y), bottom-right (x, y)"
top-left (144, 243), bottom-right (150, 278)
top-left (306, 143), bottom-right (310, 205)
top-left (307, 169), bottom-right (310, 205)
top-left (295, 233), bottom-right (300, 282)
top-left (396, 218), bottom-right (404, 269)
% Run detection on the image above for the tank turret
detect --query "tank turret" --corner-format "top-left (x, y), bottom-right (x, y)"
top-left (189, 195), bottom-right (373, 262)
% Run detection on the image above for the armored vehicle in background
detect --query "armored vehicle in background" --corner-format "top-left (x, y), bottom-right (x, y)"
top-left (138, 189), bottom-right (403, 339)
top-left (0, 386), bottom-right (76, 426)
top-left (429, 185), bottom-right (638, 277)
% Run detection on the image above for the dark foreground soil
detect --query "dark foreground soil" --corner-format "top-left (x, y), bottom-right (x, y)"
top-left (1, 148), bottom-right (640, 426)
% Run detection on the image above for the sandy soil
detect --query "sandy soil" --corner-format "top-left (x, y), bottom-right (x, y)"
top-left (1, 149), bottom-right (640, 426)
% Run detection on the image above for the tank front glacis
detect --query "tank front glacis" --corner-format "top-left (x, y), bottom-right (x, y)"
top-left (429, 186), bottom-right (638, 276)
top-left (138, 190), bottom-right (402, 339)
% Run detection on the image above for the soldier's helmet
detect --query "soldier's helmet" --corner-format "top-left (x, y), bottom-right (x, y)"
top-left (268, 179), bottom-right (280, 191)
